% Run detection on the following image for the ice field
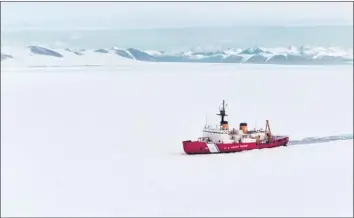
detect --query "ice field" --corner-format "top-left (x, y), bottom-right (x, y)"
top-left (1, 62), bottom-right (353, 216)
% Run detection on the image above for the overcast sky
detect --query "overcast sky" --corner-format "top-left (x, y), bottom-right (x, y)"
top-left (1, 2), bottom-right (353, 29)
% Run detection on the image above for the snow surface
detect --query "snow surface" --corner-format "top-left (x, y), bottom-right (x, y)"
top-left (1, 62), bottom-right (353, 216)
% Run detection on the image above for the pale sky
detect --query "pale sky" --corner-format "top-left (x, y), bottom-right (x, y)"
top-left (1, 1), bottom-right (353, 29)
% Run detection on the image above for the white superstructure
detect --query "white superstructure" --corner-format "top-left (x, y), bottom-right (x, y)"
top-left (201, 125), bottom-right (268, 144)
top-left (198, 100), bottom-right (272, 144)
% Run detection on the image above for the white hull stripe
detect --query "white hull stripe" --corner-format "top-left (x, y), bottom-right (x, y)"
top-left (206, 143), bottom-right (220, 153)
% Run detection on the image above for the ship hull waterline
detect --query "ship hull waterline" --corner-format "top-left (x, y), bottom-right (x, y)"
top-left (182, 136), bottom-right (289, 154)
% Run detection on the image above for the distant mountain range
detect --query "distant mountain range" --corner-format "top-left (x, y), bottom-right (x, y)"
top-left (1, 45), bottom-right (353, 66)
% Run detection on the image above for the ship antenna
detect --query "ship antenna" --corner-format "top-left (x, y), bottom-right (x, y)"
top-left (216, 100), bottom-right (228, 126)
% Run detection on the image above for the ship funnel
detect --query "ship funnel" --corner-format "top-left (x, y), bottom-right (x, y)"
top-left (239, 122), bottom-right (248, 134)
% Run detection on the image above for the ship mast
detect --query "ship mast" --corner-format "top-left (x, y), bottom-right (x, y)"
top-left (217, 100), bottom-right (229, 129)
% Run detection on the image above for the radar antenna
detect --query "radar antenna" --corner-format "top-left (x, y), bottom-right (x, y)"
top-left (216, 100), bottom-right (228, 129)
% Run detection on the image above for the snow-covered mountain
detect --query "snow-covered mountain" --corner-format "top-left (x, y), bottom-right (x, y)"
top-left (1, 45), bottom-right (353, 66)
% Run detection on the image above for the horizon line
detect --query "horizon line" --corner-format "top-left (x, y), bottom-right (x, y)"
top-left (1, 23), bottom-right (354, 31)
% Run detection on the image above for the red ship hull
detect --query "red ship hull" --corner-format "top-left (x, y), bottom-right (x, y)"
top-left (183, 136), bottom-right (289, 154)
